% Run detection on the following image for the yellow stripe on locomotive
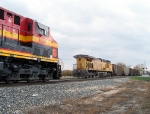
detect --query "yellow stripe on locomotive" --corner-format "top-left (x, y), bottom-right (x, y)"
top-left (0, 30), bottom-right (58, 63)
top-left (0, 23), bottom-right (58, 63)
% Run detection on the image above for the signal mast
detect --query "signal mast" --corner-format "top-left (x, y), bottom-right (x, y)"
top-left (142, 61), bottom-right (147, 76)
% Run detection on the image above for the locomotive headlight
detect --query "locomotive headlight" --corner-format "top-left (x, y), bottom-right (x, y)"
top-left (52, 48), bottom-right (57, 58)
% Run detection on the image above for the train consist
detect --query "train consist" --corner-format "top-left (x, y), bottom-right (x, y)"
top-left (0, 7), bottom-right (61, 83)
top-left (73, 54), bottom-right (143, 78)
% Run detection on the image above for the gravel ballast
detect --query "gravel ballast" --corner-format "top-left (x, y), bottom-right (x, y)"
top-left (0, 77), bottom-right (129, 114)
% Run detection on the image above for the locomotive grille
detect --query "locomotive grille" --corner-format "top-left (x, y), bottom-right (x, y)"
top-left (22, 48), bottom-right (27, 52)
top-left (7, 44), bottom-right (13, 50)
top-left (34, 47), bottom-right (40, 56)
top-left (43, 49), bottom-right (49, 57)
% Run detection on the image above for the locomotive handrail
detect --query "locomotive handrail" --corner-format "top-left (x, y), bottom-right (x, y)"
top-left (0, 24), bottom-right (3, 46)
top-left (58, 57), bottom-right (64, 70)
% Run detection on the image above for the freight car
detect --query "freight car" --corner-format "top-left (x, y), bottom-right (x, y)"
top-left (0, 7), bottom-right (61, 83)
top-left (73, 54), bottom-right (142, 78)
top-left (112, 64), bottom-right (124, 76)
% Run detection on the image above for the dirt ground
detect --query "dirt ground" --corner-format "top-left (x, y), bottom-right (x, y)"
top-left (24, 80), bottom-right (150, 114)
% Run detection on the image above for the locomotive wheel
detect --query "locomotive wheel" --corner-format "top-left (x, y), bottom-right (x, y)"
top-left (27, 79), bottom-right (33, 83)
top-left (5, 79), bottom-right (14, 84)
top-left (27, 79), bottom-right (34, 83)
top-left (5, 79), bottom-right (18, 84)
top-left (12, 80), bottom-right (18, 83)
top-left (42, 77), bottom-right (49, 82)
top-left (53, 76), bottom-right (60, 79)
top-left (27, 78), bottom-right (33, 83)
top-left (27, 74), bottom-right (36, 83)
top-left (5, 74), bottom-right (18, 84)
top-left (43, 79), bottom-right (49, 82)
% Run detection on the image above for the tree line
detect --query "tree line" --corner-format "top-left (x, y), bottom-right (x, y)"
top-left (62, 70), bottom-right (72, 76)
top-left (116, 62), bottom-right (144, 70)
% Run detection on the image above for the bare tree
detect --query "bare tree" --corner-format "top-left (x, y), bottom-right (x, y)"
top-left (116, 62), bottom-right (126, 68)
top-left (134, 64), bottom-right (143, 70)
top-left (62, 70), bottom-right (72, 76)
top-left (126, 65), bottom-right (131, 68)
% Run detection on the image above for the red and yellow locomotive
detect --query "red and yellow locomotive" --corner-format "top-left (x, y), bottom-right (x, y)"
top-left (0, 7), bottom-right (61, 83)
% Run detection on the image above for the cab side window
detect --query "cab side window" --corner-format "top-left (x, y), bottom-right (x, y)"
top-left (7, 12), bottom-right (12, 17)
top-left (34, 22), bottom-right (48, 36)
top-left (0, 9), bottom-right (4, 20)
top-left (14, 15), bottom-right (20, 25)
top-left (28, 23), bottom-right (32, 31)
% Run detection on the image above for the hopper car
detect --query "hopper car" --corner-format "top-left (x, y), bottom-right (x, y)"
top-left (0, 7), bottom-right (61, 83)
top-left (73, 54), bottom-right (143, 78)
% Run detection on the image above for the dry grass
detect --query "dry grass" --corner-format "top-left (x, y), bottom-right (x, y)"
top-left (22, 80), bottom-right (150, 114)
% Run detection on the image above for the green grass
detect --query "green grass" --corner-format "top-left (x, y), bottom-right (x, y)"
top-left (130, 76), bottom-right (150, 81)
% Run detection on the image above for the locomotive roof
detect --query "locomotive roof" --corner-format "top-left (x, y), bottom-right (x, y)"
top-left (73, 54), bottom-right (111, 62)
top-left (0, 7), bottom-right (24, 18)
top-left (73, 54), bottom-right (95, 59)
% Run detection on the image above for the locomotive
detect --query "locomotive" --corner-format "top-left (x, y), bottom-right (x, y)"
top-left (0, 7), bottom-right (61, 83)
top-left (73, 54), bottom-right (143, 78)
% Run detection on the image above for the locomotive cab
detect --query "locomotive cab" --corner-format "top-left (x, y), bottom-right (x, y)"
top-left (73, 54), bottom-right (95, 70)
top-left (73, 54), bottom-right (96, 78)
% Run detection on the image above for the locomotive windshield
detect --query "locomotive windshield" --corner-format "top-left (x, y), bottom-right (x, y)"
top-left (34, 22), bottom-right (49, 36)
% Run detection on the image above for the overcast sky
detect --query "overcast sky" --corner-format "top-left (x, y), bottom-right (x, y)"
top-left (1, 0), bottom-right (150, 70)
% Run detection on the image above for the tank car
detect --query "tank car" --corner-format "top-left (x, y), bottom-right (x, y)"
top-left (0, 7), bottom-right (61, 83)
top-left (73, 54), bottom-right (112, 78)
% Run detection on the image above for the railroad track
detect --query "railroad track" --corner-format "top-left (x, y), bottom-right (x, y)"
top-left (0, 76), bottom-right (130, 88)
